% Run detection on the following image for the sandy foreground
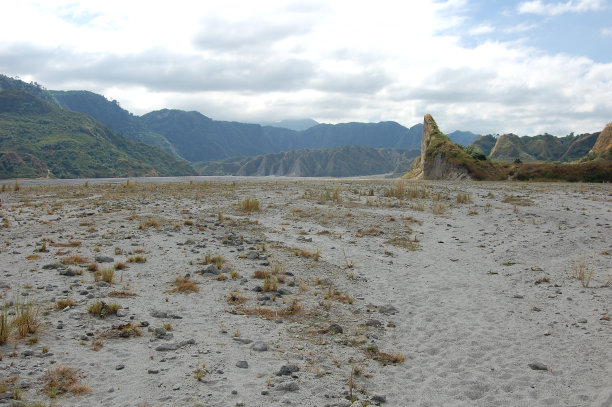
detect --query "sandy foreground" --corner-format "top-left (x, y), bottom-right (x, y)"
top-left (0, 178), bottom-right (611, 407)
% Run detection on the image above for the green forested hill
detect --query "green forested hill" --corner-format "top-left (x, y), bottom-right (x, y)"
top-left (0, 89), bottom-right (196, 179)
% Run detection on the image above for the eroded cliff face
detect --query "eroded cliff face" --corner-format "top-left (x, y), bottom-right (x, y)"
top-left (590, 122), bottom-right (612, 154)
top-left (418, 114), bottom-right (470, 180)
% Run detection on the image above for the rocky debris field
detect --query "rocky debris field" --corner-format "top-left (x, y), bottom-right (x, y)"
top-left (0, 178), bottom-right (611, 406)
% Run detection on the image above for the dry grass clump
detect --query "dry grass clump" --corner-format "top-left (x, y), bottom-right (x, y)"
top-left (107, 289), bottom-right (137, 298)
top-left (365, 344), bottom-right (405, 364)
top-left (94, 267), bottom-right (115, 284)
top-left (13, 300), bottom-right (40, 338)
top-left (127, 255), bottom-right (147, 263)
top-left (60, 255), bottom-right (90, 265)
top-left (293, 247), bottom-right (320, 260)
top-left (55, 298), bottom-right (76, 310)
top-left (202, 253), bottom-right (225, 268)
top-left (385, 236), bottom-right (419, 251)
top-left (356, 227), bottom-right (383, 237)
top-left (573, 256), bottom-right (594, 288)
top-left (114, 261), bottom-right (128, 270)
top-left (239, 197), bottom-right (260, 213)
top-left (87, 301), bottom-right (120, 318)
top-left (138, 218), bottom-right (160, 229)
top-left (51, 241), bottom-right (82, 248)
top-left (252, 269), bottom-right (271, 279)
top-left (236, 299), bottom-right (303, 320)
top-left (227, 290), bottom-right (249, 305)
top-left (43, 366), bottom-right (91, 398)
top-left (167, 276), bottom-right (200, 294)
top-left (101, 322), bottom-right (142, 338)
top-left (0, 309), bottom-right (12, 345)
top-left (456, 192), bottom-right (472, 203)
top-left (431, 202), bottom-right (447, 215)
top-left (262, 276), bottom-right (279, 292)
top-left (502, 194), bottom-right (534, 206)
top-left (324, 288), bottom-right (354, 304)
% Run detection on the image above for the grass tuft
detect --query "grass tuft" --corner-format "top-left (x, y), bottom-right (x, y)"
top-left (239, 197), bottom-right (260, 213)
top-left (167, 276), bottom-right (200, 294)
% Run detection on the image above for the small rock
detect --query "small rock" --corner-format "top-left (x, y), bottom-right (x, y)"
top-left (236, 360), bottom-right (249, 369)
top-left (327, 324), bottom-right (343, 334)
top-left (251, 341), bottom-right (268, 351)
top-left (246, 251), bottom-right (260, 260)
top-left (197, 264), bottom-right (220, 275)
top-left (277, 364), bottom-right (299, 376)
top-left (365, 319), bottom-right (382, 327)
top-left (275, 381), bottom-right (299, 392)
top-left (379, 305), bottom-right (398, 315)
top-left (59, 268), bottom-right (76, 277)
top-left (95, 255), bottom-right (114, 263)
top-left (578, 318), bottom-right (587, 324)
top-left (22, 350), bottom-right (34, 357)
top-left (372, 394), bottom-right (387, 403)
top-left (147, 368), bottom-right (159, 374)
top-left (116, 364), bottom-right (125, 370)
top-left (528, 362), bottom-right (549, 371)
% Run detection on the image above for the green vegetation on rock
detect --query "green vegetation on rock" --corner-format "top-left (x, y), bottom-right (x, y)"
top-left (0, 89), bottom-right (196, 179)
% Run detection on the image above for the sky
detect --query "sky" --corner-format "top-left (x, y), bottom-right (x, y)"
top-left (1, 0), bottom-right (611, 136)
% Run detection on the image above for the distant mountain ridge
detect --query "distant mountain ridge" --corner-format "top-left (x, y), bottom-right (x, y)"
top-left (471, 132), bottom-right (599, 162)
top-left (197, 145), bottom-right (420, 177)
top-left (1, 73), bottom-right (609, 181)
top-left (0, 74), bottom-right (480, 165)
top-left (258, 118), bottom-right (319, 131)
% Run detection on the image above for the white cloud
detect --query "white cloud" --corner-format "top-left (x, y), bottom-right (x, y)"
top-left (469, 24), bottom-right (495, 36)
top-left (0, 0), bottom-right (610, 136)
top-left (517, 0), bottom-right (606, 16)
top-left (602, 27), bottom-right (612, 36)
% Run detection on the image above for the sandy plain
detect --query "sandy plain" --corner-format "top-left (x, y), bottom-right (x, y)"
top-left (0, 177), bottom-right (611, 407)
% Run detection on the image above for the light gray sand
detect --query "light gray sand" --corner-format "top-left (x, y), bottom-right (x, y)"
top-left (0, 178), bottom-right (611, 406)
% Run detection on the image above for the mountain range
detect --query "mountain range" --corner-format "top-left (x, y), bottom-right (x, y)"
top-left (1, 73), bottom-right (610, 179)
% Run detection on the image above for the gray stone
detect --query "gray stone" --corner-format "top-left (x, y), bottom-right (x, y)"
top-left (116, 364), bottom-right (125, 370)
top-left (150, 310), bottom-right (182, 319)
top-left (198, 264), bottom-right (220, 275)
top-left (251, 341), bottom-right (268, 351)
top-left (95, 255), bottom-right (114, 263)
top-left (365, 319), bottom-right (382, 327)
top-left (236, 360), bottom-right (249, 369)
top-left (372, 394), bottom-right (387, 403)
top-left (155, 338), bottom-right (195, 352)
top-left (275, 381), bottom-right (299, 392)
top-left (379, 305), bottom-right (398, 315)
top-left (276, 364), bottom-right (299, 376)
top-left (147, 369), bottom-right (159, 374)
top-left (59, 268), bottom-right (76, 277)
top-left (528, 362), bottom-right (549, 371)
top-left (328, 324), bottom-right (343, 334)
top-left (232, 337), bottom-right (253, 344)
top-left (246, 251), bottom-right (260, 260)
